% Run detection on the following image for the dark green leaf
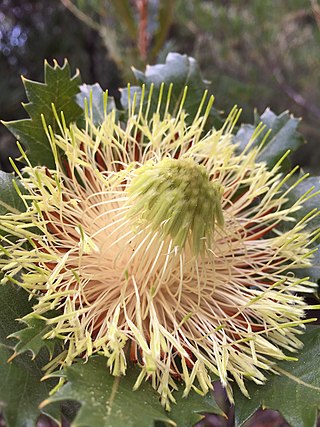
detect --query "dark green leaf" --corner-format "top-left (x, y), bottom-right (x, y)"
top-left (0, 344), bottom-right (59, 427)
top-left (0, 282), bottom-right (62, 360)
top-left (0, 284), bottom-right (33, 347)
top-left (169, 388), bottom-right (224, 427)
top-left (0, 171), bottom-right (26, 216)
top-left (234, 326), bottom-right (320, 427)
top-left (3, 59), bottom-right (83, 168)
top-left (76, 83), bottom-right (116, 126)
top-left (43, 358), bottom-right (174, 427)
top-left (234, 109), bottom-right (304, 170)
top-left (9, 314), bottom-right (59, 359)
top-left (120, 52), bottom-right (220, 126)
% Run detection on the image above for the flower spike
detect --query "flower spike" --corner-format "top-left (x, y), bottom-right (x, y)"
top-left (127, 157), bottom-right (224, 254)
top-left (0, 88), bottom-right (317, 408)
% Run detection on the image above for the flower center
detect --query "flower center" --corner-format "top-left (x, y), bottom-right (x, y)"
top-left (127, 158), bottom-right (224, 254)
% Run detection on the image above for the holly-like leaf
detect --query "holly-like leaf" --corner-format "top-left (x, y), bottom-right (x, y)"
top-left (234, 326), bottom-right (320, 427)
top-left (297, 244), bottom-right (320, 286)
top-left (0, 284), bottom-right (60, 426)
top-left (275, 175), bottom-right (320, 284)
top-left (169, 388), bottom-right (224, 427)
top-left (3, 59), bottom-right (83, 168)
top-left (120, 52), bottom-right (220, 126)
top-left (284, 176), bottom-right (320, 236)
top-left (0, 171), bottom-right (26, 216)
top-left (43, 358), bottom-right (174, 427)
top-left (0, 344), bottom-right (59, 427)
top-left (0, 282), bottom-right (61, 359)
top-left (44, 356), bottom-right (224, 427)
top-left (234, 108), bottom-right (304, 170)
top-left (9, 314), bottom-right (59, 359)
top-left (76, 83), bottom-right (116, 126)
top-left (0, 284), bottom-right (33, 347)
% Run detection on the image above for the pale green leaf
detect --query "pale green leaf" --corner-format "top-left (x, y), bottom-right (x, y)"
top-left (234, 108), bottom-right (303, 170)
top-left (297, 244), bottom-right (320, 285)
top-left (76, 83), bottom-right (116, 126)
top-left (120, 52), bottom-right (220, 126)
top-left (283, 176), bottom-right (320, 237)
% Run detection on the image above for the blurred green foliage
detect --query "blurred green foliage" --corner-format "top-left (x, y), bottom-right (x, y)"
top-left (174, 0), bottom-right (320, 170)
top-left (1, 0), bottom-right (320, 171)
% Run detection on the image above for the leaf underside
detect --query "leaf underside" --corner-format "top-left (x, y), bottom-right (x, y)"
top-left (234, 108), bottom-right (304, 170)
top-left (120, 52), bottom-right (221, 127)
top-left (76, 83), bottom-right (116, 126)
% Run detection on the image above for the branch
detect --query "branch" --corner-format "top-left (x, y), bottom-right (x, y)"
top-left (135, 0), bottom-right (149, 61)
top-left (272, 66), bottom-right (320, 120)
top-left (60, 0), bottom-right (101, 32)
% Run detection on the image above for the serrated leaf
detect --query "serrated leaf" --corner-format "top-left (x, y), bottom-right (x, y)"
top-left (9, 315), bottom-right (59, 359)
top-left (120, 52), bottom-right (220, 126)
top-left (285, 176), bottom-right (320, 236)
top-left (234, 108), bottom-right (303, 170)
top-left (76, 83), bottom-right (116, 126)
top-left (3, 59), bottom-right (83, 168)
top-left (0, 284), bottom-right (60, 426)
top-left (234, 326), bottom-right (320, 427)
top-left (0, 171), bottom-right (26, 216)
top-left (278, 176), bottom-right (320, 282)
top-left (297, 245), bottom-right (320, 285)
top-left (169, 388), bottom-right (224, 427)
top-left (0, 344), bottom-right (59, 427)
top-left (43, 358), bottom-right (174, 427)
top-left (0, 284), bottom-right (33, 347)
top-left (0, 283), bottom-right (62, 359)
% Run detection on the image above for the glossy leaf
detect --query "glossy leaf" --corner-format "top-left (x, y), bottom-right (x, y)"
top-left (9, 314), bottom-right (60, 359)
top-left (43, 358), bottom-right (173, 427)
top-left (0, 344), bottom-right (59, 427)
top-left (0, 282), bottom-right (62, 360)
top-left (169, 388), bottom-right (224, 427)
top-left (0, 284), bottom-right (60, 426)
top-left (44, 357), bottom-right (224, 427)
top-left (3, 59), bottom-right (82, 168)
top-left (234, 326), bottom-right (320, 427)
top-left (0, 284), bottom-right (33, 347)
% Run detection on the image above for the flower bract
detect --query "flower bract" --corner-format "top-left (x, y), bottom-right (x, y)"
top-left (0, 89), bottom-right (318, 408)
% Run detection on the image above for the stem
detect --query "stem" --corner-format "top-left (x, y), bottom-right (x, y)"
top-left (136, 0), bottom-right (149, 61)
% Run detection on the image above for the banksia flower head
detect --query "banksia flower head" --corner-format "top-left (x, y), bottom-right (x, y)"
top-left (0, 88), bottom-right (318, 408)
